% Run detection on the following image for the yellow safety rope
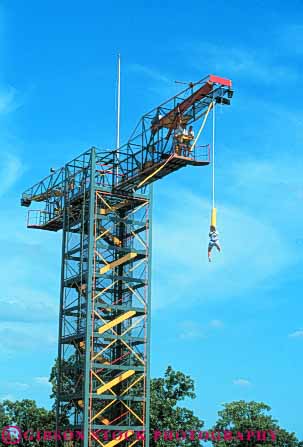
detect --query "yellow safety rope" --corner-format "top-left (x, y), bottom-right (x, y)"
top-left (190, 101), bottom-right (214, 152)
top-left (136, 153), bottom-right (175, 190)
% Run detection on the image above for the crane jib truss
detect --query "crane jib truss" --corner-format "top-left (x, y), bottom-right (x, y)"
top-left (20, 74), bottom-right (233, 447)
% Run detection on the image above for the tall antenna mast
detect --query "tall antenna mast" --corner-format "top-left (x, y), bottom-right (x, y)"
top-left (116, 53), bottom-right (121, 150)
top-left (116, 54), bottom-right (121, 184)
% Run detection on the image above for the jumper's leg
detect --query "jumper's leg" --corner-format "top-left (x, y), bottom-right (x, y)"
top-left (215, 242), bottom-right (221, 252)
top-left (208, 244), bottom-right (213, 262)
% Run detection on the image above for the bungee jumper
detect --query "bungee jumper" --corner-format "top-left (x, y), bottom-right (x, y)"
top-left (208, 224), bottom-right (221, 262)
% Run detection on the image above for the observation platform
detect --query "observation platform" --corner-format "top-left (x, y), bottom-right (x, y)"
top-left (116, 150), bottom-right (210, 192)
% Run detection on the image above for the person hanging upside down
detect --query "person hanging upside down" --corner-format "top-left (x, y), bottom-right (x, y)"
top-left (208, 225), bottom-right (221, 262)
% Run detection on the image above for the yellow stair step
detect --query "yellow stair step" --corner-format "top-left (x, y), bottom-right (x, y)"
top-left (97, 370), bottom-right (135, 395)
top-left (100, 252), bottom-right (137, 275)
top-left (98, 310), bottom-right (136, 335)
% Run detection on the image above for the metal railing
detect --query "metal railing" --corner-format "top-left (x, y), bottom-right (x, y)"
top-left (27, 210), bottom-right (53, 228)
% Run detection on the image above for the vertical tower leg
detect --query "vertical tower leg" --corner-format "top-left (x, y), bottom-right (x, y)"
top-left (56, 149), bottom-right (151, 446)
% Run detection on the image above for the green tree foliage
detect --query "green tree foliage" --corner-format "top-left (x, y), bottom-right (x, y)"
top-left (211, 401), bottom-right (299, 447)
top-left (0, 402), bottom-right (10, 431)
top-left (149, 366), bottom-right (204, 446)
top-left (49, 358), bottom-right (79, 404)
top-left (0, 399), bottom-right (56, 446)
top-left (1, 368), bottom-right (302, 447)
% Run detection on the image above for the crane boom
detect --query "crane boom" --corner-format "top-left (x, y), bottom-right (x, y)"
top-left (21, 74), bottom-right (233, 220)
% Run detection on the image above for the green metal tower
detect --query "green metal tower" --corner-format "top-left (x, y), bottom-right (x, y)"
top-left (21, 75), bottom-right (233, 447)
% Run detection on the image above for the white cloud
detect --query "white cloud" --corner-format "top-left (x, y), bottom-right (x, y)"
top-left (0, 202), bottom-right (60, 359)
top-left (0, 394), bottom-right (15, 402)
top-left (0, 293), bottom-right (57, 323)
top-left (209, 319), bottom-right (224, 328)
top-left (179, 319), bottom-right (224, 339)
top-left (126, 63), bottom-right (180, 100)
top-left (0, 86), bottom-right (19, 114)
top-left (34, 376), bottom-right (50, 386)
top-left (128, 64), bottom-right (171, 84)
top-left (13, 382), bottom-right (30, 391)
top-left (188, 43), bottom-right (298, 84)
top-left (233, 378), bottom-right (251, 386)
top-left (0, 153), bottom-right (23, 197)
top-left (289, 330), bottom-right (303, 338)
top-left (0, 233), bottom-right (59, 329)
top-left (225, 156), bottom-right (303, 236)
top-left (0, 322), bottom-right (57, 357)
top-left (179, 320), bottom-right (206, 340)
top-left (228, 158), bottom-right (303, 200)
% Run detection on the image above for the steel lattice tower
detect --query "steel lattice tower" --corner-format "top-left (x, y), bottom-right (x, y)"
top-left (21, 75), bottom-right (233, 447)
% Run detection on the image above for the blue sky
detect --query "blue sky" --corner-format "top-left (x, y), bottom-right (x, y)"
top-left (1, 0), bottom-right (303, 439)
